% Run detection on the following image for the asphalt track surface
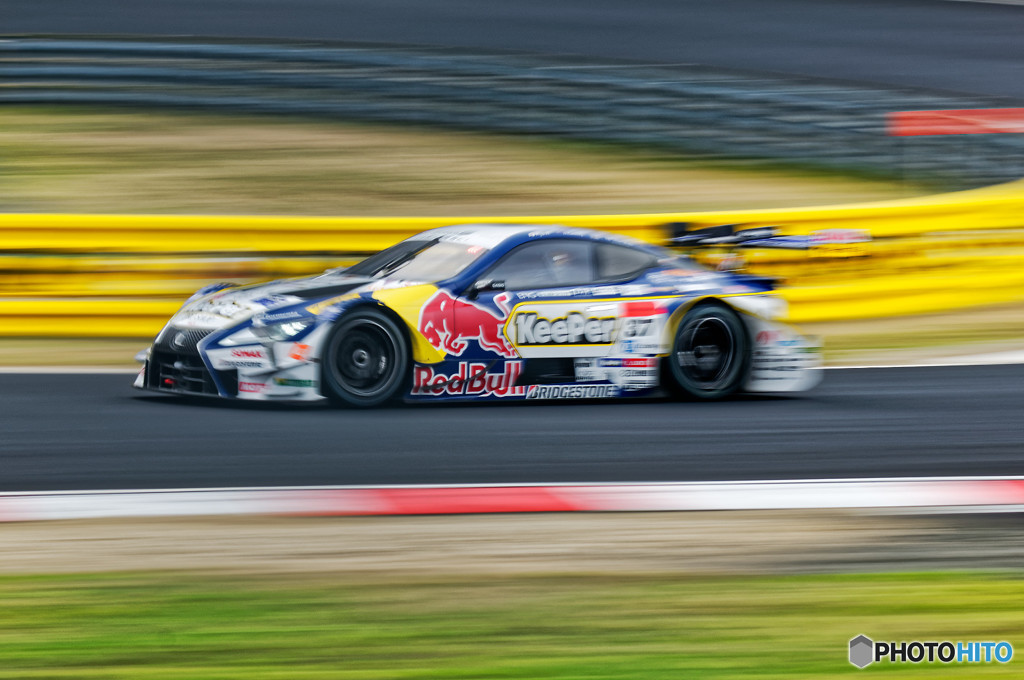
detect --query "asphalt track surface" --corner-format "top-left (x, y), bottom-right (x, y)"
top-left (2, 364), bottom-right (1022, 492)
top-left (7, 0), bottom-right (1024, 100)
top-left (5, 2), bottom-right (1024, 494)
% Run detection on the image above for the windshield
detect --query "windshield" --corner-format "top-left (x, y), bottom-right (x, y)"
top-left (345, 239), bottom-right (490, 282)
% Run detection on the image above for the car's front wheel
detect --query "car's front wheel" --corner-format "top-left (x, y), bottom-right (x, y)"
top-left (322, 308), bottom-right (410, 407)
top-left (667, 303), bottom-right (750, 400)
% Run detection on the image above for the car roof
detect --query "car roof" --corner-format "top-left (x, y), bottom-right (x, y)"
top-left (415, 223), bottom-right (656, 251)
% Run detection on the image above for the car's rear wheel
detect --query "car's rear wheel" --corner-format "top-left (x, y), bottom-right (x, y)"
top-left (667, 303), bottom-right (750, 400)
top-left (322, 308), bottom-right (409, 407)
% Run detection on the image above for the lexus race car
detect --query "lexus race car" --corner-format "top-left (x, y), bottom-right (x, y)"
top-left (135, 224), bottom-right (821, 406)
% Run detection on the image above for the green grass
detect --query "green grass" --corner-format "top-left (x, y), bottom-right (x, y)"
top-left (0, 571), bottom-right (1021, 678)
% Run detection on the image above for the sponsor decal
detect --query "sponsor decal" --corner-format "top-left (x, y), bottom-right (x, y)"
top-left (273, 378), bottom-right (317, 388)
top-left (755, 331), bottom-right (802, 348)
top-left (238, 381), bottom-right (266, 393)
top-left (526, 384), bottom-right (619, 400)
top-left (577, 357), bottom-right (659, 388)
top-left (573, 358), bottom-right (602, 382)
top-left (289, 343), bottom-right (311, 361)
top-left (418, 290), bottom-right (517, 358)
top-left (514, 284), bottom-right (654, 300)
top-left (614, 300), bottom-right (667, 353)
top-left (231, 348), bottom-right (267, 359)
top-left (259, 310), bottom-right (307, 324)
top-left (507, 297), bottom-right (670, 358)
top-left (190, 299), bottom-right (244, 317)
top-left (620, 369), bottom-right (657, 378)
top-left (412, 361), bottom-right (525, 398)
top-left (366, 279), bottom-right (419, 291)
top-left (174, 313), bottom-right (226, 329)
top-left (751, 348), bottom-right (816, 377)
top-left (439, 232), bottom-right (484, 245)
top-left (212, 346), bottom-right (272, 369)
top-left (250, 296), bottom-right (289, 309)
top-left (620, 338), bottom-right (661, 355)
top-left (616, 285), bottom-right (655, 297)
top-left (599, 357), bottom-right (657, 368)
top-left (511, 311), bottom-right (615, 346)
top-left (620, 318), bottom-right (655, 339)
top-left (623, 300), bottom-right (665, 316)
top-left (192, 293), bottom-right (299, 319)
top-left (599, 356), bottom-right (660, 389)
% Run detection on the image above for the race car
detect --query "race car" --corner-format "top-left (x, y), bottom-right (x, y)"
top-left (135, 224), bottom-right (821, 406)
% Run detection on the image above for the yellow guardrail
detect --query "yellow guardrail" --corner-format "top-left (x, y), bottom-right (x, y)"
top-left (2, 180), bottom-right (1024, 336)
top-left (0, 214), bottom-right (668, 253)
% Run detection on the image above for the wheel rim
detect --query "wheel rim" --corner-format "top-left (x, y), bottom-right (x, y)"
top-left (675, 315), bottom-right (737, 390)
top-left (331, 320), bottom-right (398, 398)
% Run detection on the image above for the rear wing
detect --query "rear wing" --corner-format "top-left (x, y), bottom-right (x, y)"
top-left (665, 222), bottom-right (872, 273)
top-left (667, 222), bottom-right (871, 251)
top-left (667, 222), bottom-right (811, 250)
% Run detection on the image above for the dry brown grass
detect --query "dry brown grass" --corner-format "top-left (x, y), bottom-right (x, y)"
top-left (0, 511), bottom-right (998, 575)
top-left (0, 106), bottom-right (916, 216)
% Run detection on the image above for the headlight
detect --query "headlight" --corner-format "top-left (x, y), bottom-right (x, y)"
top-left (251, 318), bottom-right (315, 343)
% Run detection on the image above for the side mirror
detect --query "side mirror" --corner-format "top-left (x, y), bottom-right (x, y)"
top-left (467, 279), bottom-right (506, 299)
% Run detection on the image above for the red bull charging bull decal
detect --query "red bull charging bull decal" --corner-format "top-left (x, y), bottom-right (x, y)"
top-left (418, 290), bottom-right (518, 358)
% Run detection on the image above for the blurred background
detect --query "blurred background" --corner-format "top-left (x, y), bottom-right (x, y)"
top-left (3, 0), bottom-right (1024, 365)
top-left (2, 1), bottom-right (1024, 678)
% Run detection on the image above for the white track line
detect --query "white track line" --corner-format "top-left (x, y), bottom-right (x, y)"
top-left (1, 478), bottom-right (1022, 521)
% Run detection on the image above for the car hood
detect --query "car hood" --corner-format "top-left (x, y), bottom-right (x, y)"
top-left (170, 274), bottom-right (378, 330)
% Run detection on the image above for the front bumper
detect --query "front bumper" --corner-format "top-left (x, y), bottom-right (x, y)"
top-left (134, 326), bottom-right (327, 402)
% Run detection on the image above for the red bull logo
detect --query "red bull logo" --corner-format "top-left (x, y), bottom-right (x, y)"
top-left (412, 361), bottom-right (526, 398)
top-left (418, 290), bottom-right (517, 358)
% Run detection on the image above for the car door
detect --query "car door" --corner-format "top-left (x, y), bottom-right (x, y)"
top-left (473, 238), bottom-right (667, 393)
top-left (465, 238), bottom-right (598, 357)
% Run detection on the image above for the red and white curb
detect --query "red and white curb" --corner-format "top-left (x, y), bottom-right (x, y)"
top-left (1, 478), bottom-right (1023, 521)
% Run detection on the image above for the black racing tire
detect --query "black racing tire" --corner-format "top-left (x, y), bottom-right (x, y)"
top-left (321, 308), bottom-right (410, 408)
top-left (666, 303), bottom-right (750, 400)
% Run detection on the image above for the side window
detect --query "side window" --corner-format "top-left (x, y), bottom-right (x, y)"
top-left (485, 240), bottom-right (595, 290)
top-left (596, 243), bottom-right (658, 281)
